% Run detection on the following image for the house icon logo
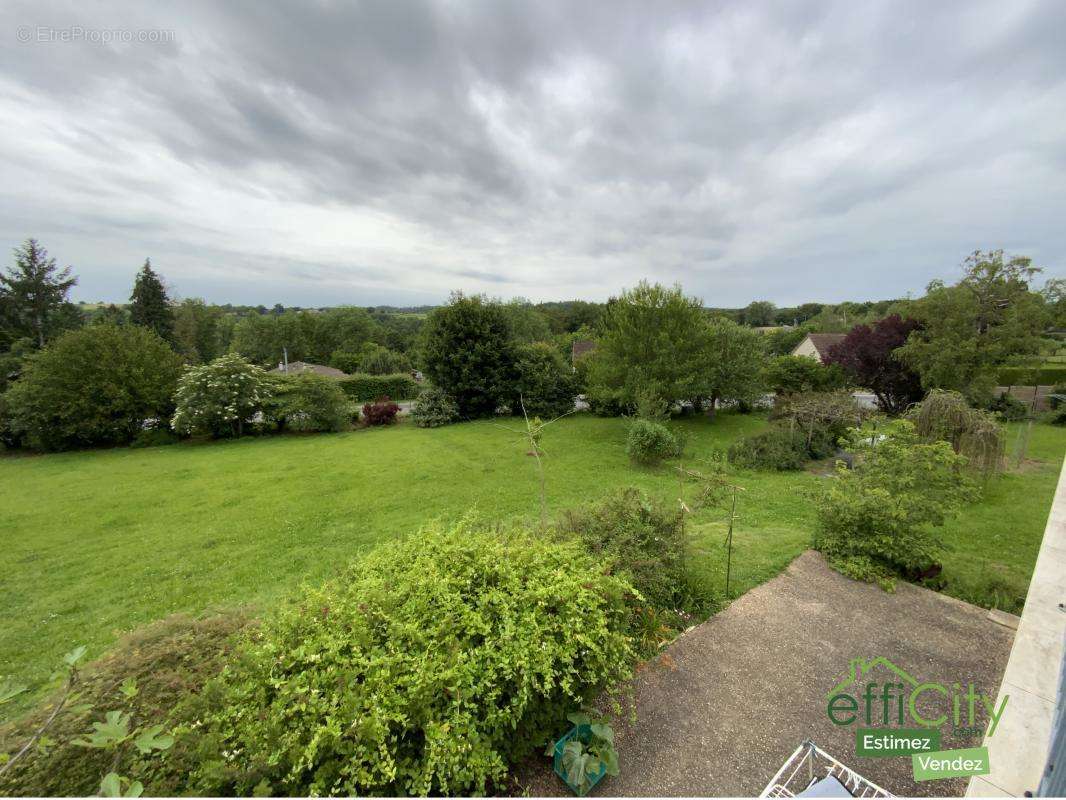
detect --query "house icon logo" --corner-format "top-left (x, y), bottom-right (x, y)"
top-left (828, 657), bottom-right (920, 699)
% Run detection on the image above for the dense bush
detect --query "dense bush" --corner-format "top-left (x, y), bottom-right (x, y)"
top-left (0, 324), bottom-right (182, 451)
top-left (410, 386), bottom-right (461, 427)
top-left (267, 373), bottom-right (349, 432)
top-left (727, 426), bottom-right (808, 470)
top-left (771, 390), bottom-right (867, 457)
top-left (228, 307), bottom-right (376, 367)
top-left (0, 611), bottom-right (251, 797)
top-left (584, 384), bottom-right (634, 417)
top-left (556, 488), bottom-right (692, 613)
top-left (129, 424), bottom-right (180, 449)
top-left (184, 519), bottom-right (637, 796)
top-left (763, 354), bottom-right (846, 396)
top-left (634, 388), bottom-right (670, 421)
top-left (1046, 406), bottom-right (1066, 426)
top-left (0, 337), bottom-right (33, 394)
top-left (625, 418), bottom-right (679, 464)
top-left (338, 372), bottom-right (419, 402)
top-left (513, 342), bottom-right (577, 418)
top-left (361, 396), bottom-right (400, 425)
top-left (814, 421), bottom-right (976, 588)
top-left (421, 294), bottom-right (519, 417)
top-left (330, 344), bottom-right (412, 376)
top-left (170, 354), bottom-right (272, 438)
top-left (985, 392), bottom-right (1029, 422)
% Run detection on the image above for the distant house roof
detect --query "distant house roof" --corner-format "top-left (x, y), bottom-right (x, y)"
top-left (792, 333), bottom-right (846, 362)
top-left (572, 339), bottom-right (597, 363)
top-left (270, 361), bottom-right (347, 378)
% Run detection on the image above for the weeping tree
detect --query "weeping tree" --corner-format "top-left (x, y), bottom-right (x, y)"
top-left (906, 389), bottom-right (1005, 478)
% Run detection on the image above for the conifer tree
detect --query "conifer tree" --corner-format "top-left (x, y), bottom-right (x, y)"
top-left (0, 238), bottom-right (78, 348)
top-left (129, 258), bottom-right (174, 343)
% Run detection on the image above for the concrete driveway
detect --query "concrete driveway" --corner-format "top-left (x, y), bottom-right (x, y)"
top-left (516, 551), bottom-right (1014, 797)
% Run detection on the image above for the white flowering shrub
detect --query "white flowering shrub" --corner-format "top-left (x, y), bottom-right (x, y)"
top-left (171, 354), bottom-right (272, 438)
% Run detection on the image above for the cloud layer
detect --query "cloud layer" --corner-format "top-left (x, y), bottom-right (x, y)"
top-left (2, 0), bottom-right (1064, 306)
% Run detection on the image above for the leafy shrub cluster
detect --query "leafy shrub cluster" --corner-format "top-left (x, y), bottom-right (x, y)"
top-left (171, 354), bottom-right (271, 438)
top-left (330, 344), bottom-right (412, 376)
top-left (361, 396), bottom-right (401, 425)
top-left (410, 386), bottom-right (461, 427)
top-left (984, 392), bottom-right (1029, 422)
top-left (183, 519), bottom-right (637, 796)
top-left (513, 343), bottom-right (577, 418)
top-left (730, 390), bottom-right (869, 470)
top-left (727, 426), bottom-right (808, 470)
top-left (625, 419), bottom-right (680, 465)
top-left (266, 373), bottom-right (349, 433)
top-left (129, 425), bottom-right (180, 449)
top-left (770, 390), bottom-right (867, 453)
top-left (763, 355), bottom-right (846, 396)
top-left (814, 420), bottom-right (976, 588)
top-left (338, 372), bottom-right (419, 402)
top-left (0, 324), bottom-right (183, 451)
top-left (557, 488), bottom-right (690, 613)
top-left (584, 384), bottom-right (634, 417)
top-left (634, 388), bottom-right (670, 422)
top-left (0, 612), bottom-right (251, 797)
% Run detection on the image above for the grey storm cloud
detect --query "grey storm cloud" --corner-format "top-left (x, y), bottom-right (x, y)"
top-left (0, 0), bottom-right (1064, 306)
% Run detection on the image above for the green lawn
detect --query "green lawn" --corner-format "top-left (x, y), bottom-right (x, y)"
top-left (2, 413), bottom-right (1063, 720)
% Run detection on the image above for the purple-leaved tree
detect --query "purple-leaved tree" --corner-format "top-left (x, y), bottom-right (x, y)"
top-left (826, 315), bottom-right (925, 415)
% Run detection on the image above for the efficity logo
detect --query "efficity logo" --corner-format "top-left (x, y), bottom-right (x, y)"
top-left (825, 656), bottom-right (1007, 780)
top-left (827, 656), bottom-right (1007, 736)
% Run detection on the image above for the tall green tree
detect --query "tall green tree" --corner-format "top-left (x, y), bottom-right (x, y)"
top-left (228, 307), bottom-right (377, 366)
top-left (585, 281), bottom-right (706, 410)
top-left (897, 250), bottom-right (1047, 399)
top-left (1043, 278), bottom-right (1066, 329)
top-left (693, 317), bottom-right (767, 412)
top-left (500, 298), bottom-right (553, 344)
top-left (173, 298), bottom-right (222, 363)
top-left (129, 259), bottom-right (174, 343)
top-left (741, 300), bottom-right (776, 327)
top-left (311, 307), bottom-right (377, 362)
top-left (0, 238), bottom-right (79, 348)
top-left (420, 293), bottom-right (518, 417)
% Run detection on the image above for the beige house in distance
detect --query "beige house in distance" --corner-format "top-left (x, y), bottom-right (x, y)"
top-left (791, 333), bottom-right (846, 364)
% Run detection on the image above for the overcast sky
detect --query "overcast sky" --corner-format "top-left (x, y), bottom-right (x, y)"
top-left (2, 1), bottom-right (1064, 307)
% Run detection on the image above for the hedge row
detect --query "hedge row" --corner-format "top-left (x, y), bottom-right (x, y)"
top-left (338, 372), bottom-right (420, 401)
top-left (998, 366), bottom-right (1066, 386)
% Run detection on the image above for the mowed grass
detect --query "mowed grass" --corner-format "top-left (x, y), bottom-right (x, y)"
top-left (1, 413), bottom-right (1063, 719)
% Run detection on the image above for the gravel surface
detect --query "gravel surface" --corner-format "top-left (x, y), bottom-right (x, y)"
top-left (514, 550), bottom-right (1014, 797)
